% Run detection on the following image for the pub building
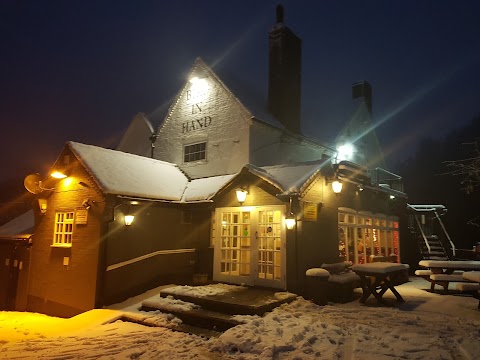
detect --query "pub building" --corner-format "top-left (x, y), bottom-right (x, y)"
top-left (0, 6), bottom-right (407, 317)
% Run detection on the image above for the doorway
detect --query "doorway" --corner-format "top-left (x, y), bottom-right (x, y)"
top-left (213, 206), bottom-right (286, 289)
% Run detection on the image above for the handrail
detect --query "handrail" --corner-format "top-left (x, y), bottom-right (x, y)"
top-left (414, 214), bottom-right (431, 254)
top-left (434, 211), bottom-right (456, 257)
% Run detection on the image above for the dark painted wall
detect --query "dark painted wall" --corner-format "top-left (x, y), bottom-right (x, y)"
top-left (27, 149), bottom-right (104, 317)
top-left (99, 201), bottom-right (213, 305)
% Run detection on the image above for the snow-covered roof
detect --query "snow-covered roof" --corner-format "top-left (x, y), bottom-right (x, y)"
top-left (182, 174), bottom-right (235, 202)
top-left (68, 142), bottom-right (189, 201)
top-left (0, 210), bottom-right (34, 240)
top-left (64, 142), bottom-right (331, 203)
top-left (259, 159), bottom-right (330, 194)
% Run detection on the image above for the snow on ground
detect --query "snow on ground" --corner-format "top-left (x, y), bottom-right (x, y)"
top-left (1, 278), bottom-right (480, 359)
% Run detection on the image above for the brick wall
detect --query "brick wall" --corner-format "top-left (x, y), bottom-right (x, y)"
top-left (27, 149), bottom-right (104, 317)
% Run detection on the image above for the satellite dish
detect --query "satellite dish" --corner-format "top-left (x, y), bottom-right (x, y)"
top-left (24, 173), bottom-right (42, 194)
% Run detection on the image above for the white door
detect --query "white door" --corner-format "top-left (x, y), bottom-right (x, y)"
top-left (213, 206), bottom-right (286, 289)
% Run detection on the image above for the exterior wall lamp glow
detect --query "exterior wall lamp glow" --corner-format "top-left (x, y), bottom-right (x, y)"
top-left (285, 196), bottom-right (296, 230)
top-left (51, 171), bottom-right (67, 179)
top-left (331, 180), bottom-right (343, 194)
top-left (124, 214), bottom-right (135, 226)
top-left (285, 213), bottom-right (296, 230)
top-left (236, 189), bottom-right (248, 205)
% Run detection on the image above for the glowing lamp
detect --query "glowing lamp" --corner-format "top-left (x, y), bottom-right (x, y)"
top-left (336, 143), bottom-right (355, 162)
top-left (124, 214), bottom-right (135, 226)
top-left (51, 171), bottom-right (67, 179)
top-left (236, 189), bottom-right (248, 204)
top-left (285, 214), bottom-right (296, 230)
top-left (332, 180), bottom-right (343, 194)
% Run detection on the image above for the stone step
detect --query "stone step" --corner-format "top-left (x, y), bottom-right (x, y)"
top-left (140, 300), bottom-right (242, 332)
top-left (159, 286), bottom-right (297, 316)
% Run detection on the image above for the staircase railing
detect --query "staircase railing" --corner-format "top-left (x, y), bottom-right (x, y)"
top-left (413, 214), bottom-right (431, 254)
top-left (407, 204), bottom-right (455, 259)
top-left (433, 211), bottom-right (456, 257)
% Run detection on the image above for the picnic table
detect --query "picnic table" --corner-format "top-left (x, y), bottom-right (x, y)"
top-left (417, 260), bottom-right (480, 293)
top-left (418, 260), bottom-right (480, 273)
top-left (352, 262), bottom-right (409, 304)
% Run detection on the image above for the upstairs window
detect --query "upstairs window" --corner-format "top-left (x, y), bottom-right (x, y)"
top-left (184, 142), bottom-right (206, 163)
top-left (53, 211), bottom-right (74, 247)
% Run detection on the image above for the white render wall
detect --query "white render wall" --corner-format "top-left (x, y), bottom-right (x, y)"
top-left (250, 121), bottom-right (334, 166)
top-left (152, 58), bottom-right (335, 179)
top-left (154, 61), bottom-right (251, 179)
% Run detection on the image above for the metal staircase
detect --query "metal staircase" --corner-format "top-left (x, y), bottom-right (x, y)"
top-left (407, 204), bottom-right (456, 261)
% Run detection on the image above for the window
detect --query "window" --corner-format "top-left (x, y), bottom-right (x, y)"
top-left (184, 142), bottom-right (206, 163)
top-left (338, 208), bottom-right (399, 264)
top-left (53, 211), bottom-right (74, 247)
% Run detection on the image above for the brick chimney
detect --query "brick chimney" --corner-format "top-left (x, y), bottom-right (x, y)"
top-left (352, 81), bottom-right (372, 114)
top-left (268, 5), bottom-right (302, 134)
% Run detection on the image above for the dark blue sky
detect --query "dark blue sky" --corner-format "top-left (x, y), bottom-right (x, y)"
top-left (1, 1), bottom-right (479, 182)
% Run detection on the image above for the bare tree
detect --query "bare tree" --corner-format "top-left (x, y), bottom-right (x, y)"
top-left (444, 138), bottom-right (480, 194)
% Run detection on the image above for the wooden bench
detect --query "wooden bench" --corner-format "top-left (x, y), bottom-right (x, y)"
top-left (321, 262), bottom-right (361, 303)
top-left (460, 271), bottom-right (480, 309)
top-left (429, 273), bottom-right (471, 293)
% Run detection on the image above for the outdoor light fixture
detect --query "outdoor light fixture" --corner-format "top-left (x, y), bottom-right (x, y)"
top-left (336, 143), bottom-right (355, 162)
top-left (38, 198), bottom-right (47, 214)
top-left (50, 171), bottom-right (67, 179)
top-left (124, 214), bottom-right (135, 226)
top-left (236, 189), bottom-right (248, 205)
top-left (390, 195), bottom-right (395, 200)
top-left (285, 213), bottom-right (296, 230)
top-left (285, 196), bottom-right (296, 230)
top-left (331, 180), bottom-right (343, 194)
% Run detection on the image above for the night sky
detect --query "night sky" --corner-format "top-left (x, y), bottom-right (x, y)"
top-left (1, 1), bottom-right (479, 183)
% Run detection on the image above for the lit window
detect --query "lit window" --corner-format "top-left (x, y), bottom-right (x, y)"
top-left (184, 142), bottom-right (206, 163)
top-left (53, 211), bottom-right (74, 247)
top-left (337, 209), bottom-right (400, 264)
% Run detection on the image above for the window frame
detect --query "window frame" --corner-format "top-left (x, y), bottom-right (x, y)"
top-left (183, 141), bottom-right (207, 163)
top-left (52, 210), bottom-right (75, 247)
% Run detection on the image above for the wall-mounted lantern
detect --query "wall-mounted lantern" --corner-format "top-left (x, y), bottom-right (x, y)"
top-left (38, 198), bottom-right (47, 214)
top-left (285, 196), bottom-right (296, 230)
top-left (236, 188), bottom-right (248, 205)
top-left (331, 179), bottom-right (343, 194)
top-left (285, 213), bottom-right (296, 230)
top-left (124, 214), bottom-right (135, 226)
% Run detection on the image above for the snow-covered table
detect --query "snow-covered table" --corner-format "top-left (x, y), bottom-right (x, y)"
top-left (352, 262), bottom-right (409, 304)
top-left (418, 260), bottom-right (480, 293)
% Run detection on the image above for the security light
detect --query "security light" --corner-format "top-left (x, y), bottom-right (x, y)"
top-left (51, 171), bottom-right (67, 179)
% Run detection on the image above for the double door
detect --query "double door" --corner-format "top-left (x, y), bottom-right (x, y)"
top-left (213, 206), bottom-right (286, 289)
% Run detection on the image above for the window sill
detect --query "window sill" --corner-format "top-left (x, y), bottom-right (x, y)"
top-left (51, 244), bottom-right (72, 248)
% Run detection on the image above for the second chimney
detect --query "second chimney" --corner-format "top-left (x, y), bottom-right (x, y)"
top-left (352, 81), bottom-right (372, 114)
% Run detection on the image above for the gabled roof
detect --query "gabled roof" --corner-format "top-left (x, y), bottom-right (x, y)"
top-left (201, 159), bottom-right (332, 201)
top-left (59, 142), bottom-right (332, 203)
top-left (260, 159), bottom-right (331, 194)
top-left (116, 112), bottom-right (154, 157)
top-left (182, 174), bottom-right (235, 202)
top-left (154, 58), bottom-right (332, 154)
top-left (0, 210), bottom-right (34, 240)
top-left (68, 142), bottom-right (189, 201)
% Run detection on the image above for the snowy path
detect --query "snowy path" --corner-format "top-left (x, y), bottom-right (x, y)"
top-left (1, 279), bottom-right (480, 359)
